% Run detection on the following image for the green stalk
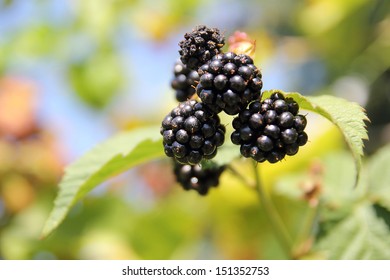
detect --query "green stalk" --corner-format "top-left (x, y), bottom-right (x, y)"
top-left (227, 165), bottom-right (255, 188)
top-left (292, 202), bottom-right (319, 258)
top-left (251, 161), bottom-right (293, 256)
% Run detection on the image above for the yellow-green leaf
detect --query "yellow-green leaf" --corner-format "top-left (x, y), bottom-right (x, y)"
top-left (41, 126), bottom-right (164, 238)
top-left (315, 204), bottom-right (390, 259)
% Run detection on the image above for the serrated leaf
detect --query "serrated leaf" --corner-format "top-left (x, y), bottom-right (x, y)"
top-left (41, 125), bottom-right (164, 238)
top-left (368, 144), bottom-right (390, 212)
top-left (262, 90), bottom-right (369, 184)
top-left (315, 204), bottom-right (390, 259)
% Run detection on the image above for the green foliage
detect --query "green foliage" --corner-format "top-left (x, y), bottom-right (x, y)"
top-left (2, 0), bottom-right (385, 260)
top-left (42, 89), bottom-right (370, 247)
top-left (316, 146), bottom-right (390, 260)
top-left (275, 145), bottom-right (390, 260)
top-left (316, 203), bottom-right (390, 259)
top-left (368, 145), bottom-right (390, 212)
top-left (263, 90), bottom-right (369, 183)
top-left (129, 197), bottom-right (201, 259)
top-left (41, 126), bottom-right (165, 238)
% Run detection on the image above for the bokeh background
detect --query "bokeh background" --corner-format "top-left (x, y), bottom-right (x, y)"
top-left (0, 0), bottom-right (389, 260)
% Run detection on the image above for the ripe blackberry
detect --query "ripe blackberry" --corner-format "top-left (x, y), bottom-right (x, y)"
top-left (171, 60), bottom-right (199, 102)
top-left (161, 100), bottom-right (225, 165)
top-left (231, 91), bottom-right (308, 163)
top-left (173, 162), bottom-right (225, 195)
top-left (179, 25), bottom-right (225, 70)
top-left (196, 52), bottom-right (263, 115)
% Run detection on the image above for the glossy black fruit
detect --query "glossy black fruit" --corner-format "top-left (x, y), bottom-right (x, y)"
top-left (230, 91), bottom-right (308, 163)
top-left (161, 100), bottom-right (225, 165)
top-left (173, 162), bottom-right (226, 195)
top-left (179, 25), bottom-right (225, 70)
top-left (196, 52), bottom-right (263, 115)
top-left (171, 60), bottom-right (199, 102)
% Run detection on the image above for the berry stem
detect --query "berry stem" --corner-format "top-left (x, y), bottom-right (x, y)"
top-left (292, 203), bottom-right (319, 258)
top-left (227, 165), bottom-right (255, 188)
top-left (251, 161), bottom-right (293, 256)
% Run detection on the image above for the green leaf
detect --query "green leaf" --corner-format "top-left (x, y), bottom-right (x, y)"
top-left (262, 90), bottom-right (369, 184)
top-left (315, 203), bottom-right (390, 259)
top-left (41, 125), bottom-right (164, 238)
top-left (368, 144), bottom-right (390, 211)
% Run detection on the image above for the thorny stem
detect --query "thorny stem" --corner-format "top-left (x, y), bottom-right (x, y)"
top-left (251, 161), bottom-right (293, 256)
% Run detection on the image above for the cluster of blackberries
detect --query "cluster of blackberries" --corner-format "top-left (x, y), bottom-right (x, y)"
top-left (173, 162), bottom-right (226, 195)
top-left (162, 25), bottom-right (308, 194)
top-left (161, 100), bottom-right (225, 165)
top-left (231, 92), bottom-right (308, 163)
top-left (196, 52), bottom-right (262, 115)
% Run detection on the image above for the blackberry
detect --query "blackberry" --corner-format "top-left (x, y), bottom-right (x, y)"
top-left (161, 100), bottom-right (225, 165)
top-left (196, 52), bottom-right (263, 115)
top-left (179, 25), bottom-right (225, 70)
top-left (171, 60), bottom-right (199, 102)
top-left (231, 91), bottom-right (308, 163)
top-left (173, 162), bottom-right (225, 195)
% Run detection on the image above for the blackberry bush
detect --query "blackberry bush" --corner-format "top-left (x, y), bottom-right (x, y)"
top-left (173, 162), bottom-right (226, 195)
top-left (161, 100), bottom-right (225, 165)
top-left (196, 52), bottom-right (263, 115)
top-left (44, 24), bottom-right (371, 260)
top-left (179, 25), bottom-right (225, 70)
top-left (171, 60), bottom-right (199, 102)
top-left (231, 91), bottom-right (308, 163)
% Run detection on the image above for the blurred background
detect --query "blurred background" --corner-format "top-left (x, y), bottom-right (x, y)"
top-left (0, 0), bottom-right (389, 260)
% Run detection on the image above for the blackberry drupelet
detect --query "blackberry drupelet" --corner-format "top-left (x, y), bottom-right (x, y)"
top-left (231, 91), bottom-right (308, 163)
top-left (196, 52), bottom-right (263, 115)
top-left (179, 25), bottom-right (225, 70)
top-left (171, 60), bottom-right (199, 102)
top-left (161, 100), bottom-right (225, 165)
top-left (173, 162), bottom-right (226, 195)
